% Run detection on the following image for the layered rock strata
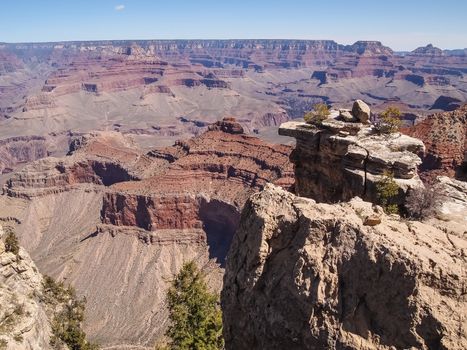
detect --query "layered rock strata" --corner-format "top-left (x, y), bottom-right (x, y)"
top-left (279, 114), bottom-right (425, 204)
top-left (222, 184), bottom-right (467, 350)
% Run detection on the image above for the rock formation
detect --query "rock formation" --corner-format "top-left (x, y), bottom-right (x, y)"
top-left (351, 100), bottom-right (371, 123)
top-left (402, 105), bottom-right (467, 180)
top-left (222, 184), bottom-right (467, 350)
top-left (279, 109), bottom-right (425, 205)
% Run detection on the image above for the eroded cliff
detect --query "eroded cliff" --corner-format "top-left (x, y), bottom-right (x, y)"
top-left (222, 184), bottom-right (467, 350)
top-left (0, 225), bottom-right (53, 349)
top-left (279, 113), bottom-right (425, 205)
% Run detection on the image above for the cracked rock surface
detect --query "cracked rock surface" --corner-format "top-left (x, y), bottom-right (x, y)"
top-left (279, 120), bottom-right (425, 204)
top-left (222, 184), bottom-right (467, 350)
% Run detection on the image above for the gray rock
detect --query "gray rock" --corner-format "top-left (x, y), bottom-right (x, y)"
top-left (352, 99), bottom-right (371, 124)
top-left (339, 109), bottom-right (356, 122)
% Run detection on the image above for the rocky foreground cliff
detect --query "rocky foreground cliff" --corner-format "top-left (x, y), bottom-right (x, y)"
top-left (0, 225), bottom-right (54, 349)
top-left (222, 184), bottom-right (467, 350)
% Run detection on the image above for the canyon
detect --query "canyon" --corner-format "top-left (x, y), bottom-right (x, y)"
top-left (1, 40), bottom-right (466, 176)
top-left (0, 118), bottom-right (293, 348)
top-left (0, 38), bottom-right (466, 350)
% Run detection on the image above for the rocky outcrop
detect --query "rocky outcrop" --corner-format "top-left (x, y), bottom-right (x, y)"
top-left (411, 44), bottom-right (444, 57)
top-left (208, 117), bottom-right (244, 134)
top-left (279, 115), bottom-right (425, 204)
top-left (222, 184), bottom-right (467, 350)
top-left (435, 176), bottom-right (467, 223)
top-left (4, 131), bottom-right (155, 198)
top-left (402, 105), bottom-right (467, 180)
top-left (347, 41), bottom-right (393, 56)
top-left (0, 225), bottom-right (54, 349)
top-left (0, 136), bottom-right (50, 175)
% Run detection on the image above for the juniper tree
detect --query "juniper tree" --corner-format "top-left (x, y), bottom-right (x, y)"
top-left (166, 261), bottom-right (223, 350)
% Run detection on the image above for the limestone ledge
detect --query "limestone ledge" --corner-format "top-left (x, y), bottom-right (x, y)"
top-left (279, 120), bottom-right (425, 203)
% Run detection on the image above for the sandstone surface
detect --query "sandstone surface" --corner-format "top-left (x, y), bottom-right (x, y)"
top-left (222, 184), bottom-right (467, 350)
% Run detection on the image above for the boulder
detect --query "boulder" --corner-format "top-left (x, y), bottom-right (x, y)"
top-left (364, 215), bottom-right (382, 226)
top-left (339, 109), bottom-right (356, 122)
top-left (352, 99), bottom-right (371, 124)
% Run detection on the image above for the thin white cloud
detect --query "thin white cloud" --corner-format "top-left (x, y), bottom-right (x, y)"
top-left (115, 4), bottom-right (125, 11)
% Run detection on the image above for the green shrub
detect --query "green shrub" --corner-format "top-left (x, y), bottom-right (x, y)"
top-left (42, 276), bottom-right (98, 350)
top-left (375, 172), bottom-right (400, 214)
top-left (4, 229), bottom-right (19, 256)
top-left (374, 106), bottom-right (402, 134)
top-left (304, 103), bottom-right (330, 125)
top-left (166, 261), bottom-right (224, 350)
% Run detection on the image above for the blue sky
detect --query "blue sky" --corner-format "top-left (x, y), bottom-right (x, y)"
top-left (1, 0), bottom-right (466, 50)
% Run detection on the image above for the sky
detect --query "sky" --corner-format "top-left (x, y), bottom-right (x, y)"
top-left (1, 0), bottom-right (466, 51)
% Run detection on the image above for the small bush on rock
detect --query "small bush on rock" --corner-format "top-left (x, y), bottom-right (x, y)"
top-left (304, 103), bottom-right (330, 125)
top-left (374, 106), bottom-right (402, 134)
top-left (405, 185), bottom-right (444, 220)
top-left (376, 172), bottom-right (400, 214)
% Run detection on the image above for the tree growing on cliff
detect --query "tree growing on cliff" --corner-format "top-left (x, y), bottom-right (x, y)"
top-left (4, 229), bottom-right (20, 256)
top-left (304, 103), bottom-right (330, 125)
top-left (165, 261), bottom-right (223, 350)
top-left (42, 276), bottom-right (99, 350)
top-left (374, 106), bottom-right (403, 134)
top-left (376, 171), bottom-right (400, 214)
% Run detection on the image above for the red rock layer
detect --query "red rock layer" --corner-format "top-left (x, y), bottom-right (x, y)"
top-left (101, 118), bottom-right (293, 231)
top-left (402, 105), bottom-right (467, 180)
top-left (5, 121), bottom-right (293, 230)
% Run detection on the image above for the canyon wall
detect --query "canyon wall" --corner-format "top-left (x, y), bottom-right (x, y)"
top-left (0, 119), bottom-right (293, 348)
top-left (402, 105), bottom-right (467, 180)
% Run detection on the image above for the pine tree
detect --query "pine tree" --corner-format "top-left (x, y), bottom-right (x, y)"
top-left (165, 261), bottom-right (223, 350)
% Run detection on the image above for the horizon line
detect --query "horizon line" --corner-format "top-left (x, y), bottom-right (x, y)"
top-left (1, 38), bottom-right (465, 52)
